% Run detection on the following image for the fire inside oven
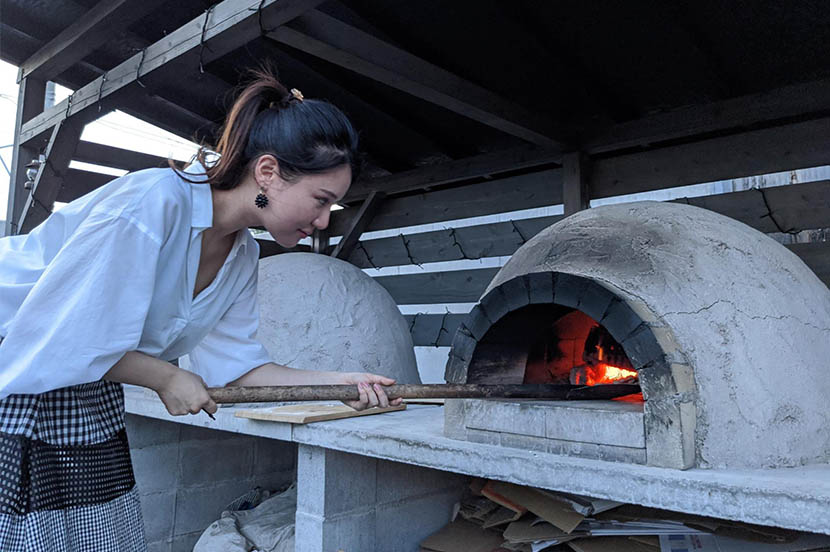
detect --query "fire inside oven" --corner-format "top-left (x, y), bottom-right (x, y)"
top-left (467, 305), bottom-right (643, 401)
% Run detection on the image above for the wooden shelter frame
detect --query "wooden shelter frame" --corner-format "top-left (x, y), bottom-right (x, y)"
top-left (3, 0), bottom-right (829, 342)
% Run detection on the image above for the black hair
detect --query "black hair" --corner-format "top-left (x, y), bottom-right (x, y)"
top-left (176, 65), bottom-right (360, 189)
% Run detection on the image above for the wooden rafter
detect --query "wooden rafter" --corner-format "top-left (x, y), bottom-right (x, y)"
top-left (18, 0), bottom-right (168, 83)
top-left (18, 0), bottom-right (326, 147)
top-left (10, 12), bottom-right (222, 147)
top-left (345, 145), bottom-right (561, 202)
top-left (257, 40), bottom-right (450, 168)
top-left (116, 88), bottom-right (217, 144)
top-left (331, 169), bottom-right (563, 237)
top-left (268, 10), bottom-right (567, 149)
top-left (74, 141), bottom-right (167, 172)
top-left (584, 77), bottom-right (830, 154)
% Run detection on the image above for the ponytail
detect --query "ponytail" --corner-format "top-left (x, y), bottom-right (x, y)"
top-left (174, 65), bottom-right (360, 190)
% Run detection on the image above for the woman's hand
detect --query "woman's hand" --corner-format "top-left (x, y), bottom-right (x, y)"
top-left (105, 351), bottom-right (217, 418)
top-left (227, 362), bottom-right (403, 411)
top-left (338, 372), bottom-right (403, 411)
top-left (155, 368), bottom-right (218, 417)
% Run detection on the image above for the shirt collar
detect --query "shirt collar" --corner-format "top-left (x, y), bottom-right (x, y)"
top-left (183, 161), bottom-right (250, 258)
top-left (231, 229), bottom-right (249, 258)
top-left (183, 162), bottom-right (213, 230)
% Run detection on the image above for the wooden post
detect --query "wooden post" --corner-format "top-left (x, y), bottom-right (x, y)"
top-left (312, 229), bottom-right (330, 254)
top-left (331, 191), bottom-right (384, 260)
top-left (17, 118), bottom-right (83, 234)
top-left (563, 151), bottom-right (590, 216)
top-left (5, 76), bottom-right (46, 237)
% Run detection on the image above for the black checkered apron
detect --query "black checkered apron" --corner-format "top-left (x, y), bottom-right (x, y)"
top-left (0, 372), bottom-right (146, 551)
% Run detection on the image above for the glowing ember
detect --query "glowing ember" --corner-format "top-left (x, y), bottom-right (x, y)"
top-left (573, 327), bottom-right (639, 387)
top-left (574, 362), bottom-right (639, 386)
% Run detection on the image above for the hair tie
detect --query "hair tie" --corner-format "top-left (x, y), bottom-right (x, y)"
top-left (267, 88), bottom-right (304, 110)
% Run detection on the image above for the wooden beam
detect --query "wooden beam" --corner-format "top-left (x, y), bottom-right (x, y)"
top-left (347, 216), bottom-right (560, 269)
top-left (19, 0), bottom-right (167, 82)
top-left (56, 168), bottom-right (116, 203)
top-left (73, 141), bottom-right (168, 172)
top-left (345, 145), bottom-right (561, 202)
top-left (18, 0), bottom-right (326, 146)
top-left (589, 117), bottom-right (830, 200)
top-left (336, 118), bottom-right (830, 238)
top-left (268, 10), bottom-right (566, 149)
top-left (18, 119), bottom-right (84, 233)
top-left (5, 77), bottom-right (46, 236)
top-left (331, 192), bottom-right (384, 260)
top-left (374, 268), bottom-right (499, 305)
top-left (4, 5), bottom-right (222, 146)
top-left (585, 77), bottom-right (830, 155)
top-left (404, 313), bottom-right (465, 347)
top-left (563, 152), bottom-right (590, 216)
top-left (345, 180), bottom-right (830, 269)
top-left (330, 169), bottom-right (563, 236)
top-left (117, 90), bottom-right (217, 144)
top-left (258, 39), bottom-right (451, 168)
top-left (368, 239), bottom-right (827, 309)
top-left (680, 180), bottom-right (830, 235)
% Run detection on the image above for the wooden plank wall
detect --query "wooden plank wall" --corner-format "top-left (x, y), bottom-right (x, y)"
top-left (60, 145), bottom-right (829, 346)
top-left (362, 179), bottom-right (830, 345)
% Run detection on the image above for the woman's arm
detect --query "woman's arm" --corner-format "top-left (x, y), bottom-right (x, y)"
top-left (105, 351), bottom-right (218, 416)
top-left (228, 362), bottom-right (403, 410)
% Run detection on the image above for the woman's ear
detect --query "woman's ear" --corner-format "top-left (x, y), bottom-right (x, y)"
top-left (253, 154), bottom-right (285, 192)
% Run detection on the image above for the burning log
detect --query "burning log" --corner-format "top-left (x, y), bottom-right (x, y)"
top-left (571, 325), bottom-right (638, 386)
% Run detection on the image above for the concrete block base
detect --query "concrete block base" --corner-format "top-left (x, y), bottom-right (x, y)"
top-left (126, 388), bottom-right (830, 538)
top-left (295, 445), bottom-right (468, 552)
top-left (127, 414), bottom-right (297, 552)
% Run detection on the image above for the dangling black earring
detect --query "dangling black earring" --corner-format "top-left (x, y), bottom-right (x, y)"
top-left (255, 189), bottom-right (269, 209)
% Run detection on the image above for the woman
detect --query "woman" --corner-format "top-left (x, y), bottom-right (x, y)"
top-left (0, 68), bottom-right (399, 551)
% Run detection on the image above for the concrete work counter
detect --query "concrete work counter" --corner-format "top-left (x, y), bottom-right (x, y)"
top-left (124, 387), bottom-right (830, 536)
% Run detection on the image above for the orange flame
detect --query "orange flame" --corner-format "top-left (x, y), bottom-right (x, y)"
top-left (581, 363), bottom-right (639, 386)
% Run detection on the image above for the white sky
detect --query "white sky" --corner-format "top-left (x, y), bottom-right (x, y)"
top-left (0, 59), bottom-right (200, 220)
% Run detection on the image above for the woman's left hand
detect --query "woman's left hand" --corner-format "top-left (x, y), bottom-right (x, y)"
top-left (338, 372), bottom-right (403, 411)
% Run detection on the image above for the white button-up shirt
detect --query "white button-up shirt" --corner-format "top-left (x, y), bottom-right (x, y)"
top-left (0, 164), bottom-right (272, 398)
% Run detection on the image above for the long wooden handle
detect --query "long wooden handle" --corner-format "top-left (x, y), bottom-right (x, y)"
top-left (207, 383), bottom-right (640, 403)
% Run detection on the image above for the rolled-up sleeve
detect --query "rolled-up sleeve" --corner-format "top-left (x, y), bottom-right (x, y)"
top-left (187, 265), bottom-right (272, 387)
top-left (0, 212), bottom-right (161, 397)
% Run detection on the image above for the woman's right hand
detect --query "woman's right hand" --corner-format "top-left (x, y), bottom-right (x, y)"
top-left (155, 367), bottom-right (218, 417)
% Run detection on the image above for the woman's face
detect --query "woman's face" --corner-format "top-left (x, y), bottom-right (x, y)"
top-left (261, 163), bottom-right (351, 247)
